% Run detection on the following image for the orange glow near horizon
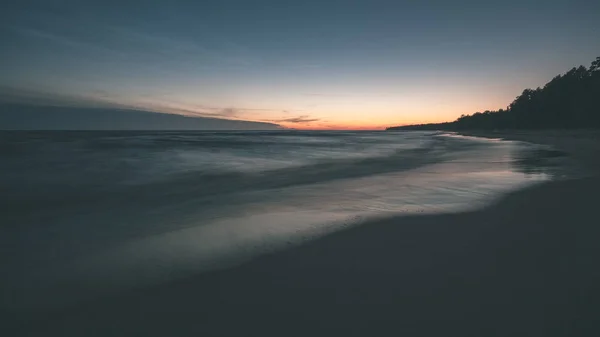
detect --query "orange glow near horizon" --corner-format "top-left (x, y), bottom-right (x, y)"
top-left (285, 124), bottom-right (388, 131)
top-left (124, 85), bottom-right (515, 131)
top-left (277, 115), bottom-right (455, 130)
top-left (150, 101), bottom-right (505, 130)
top-left (272, 106), bottom-right (486, 130)
top-left (251, 89), bottom-right (513, 130)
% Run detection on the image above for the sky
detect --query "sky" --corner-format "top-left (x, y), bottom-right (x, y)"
top-left (1, 0), bottom-right (599, 130)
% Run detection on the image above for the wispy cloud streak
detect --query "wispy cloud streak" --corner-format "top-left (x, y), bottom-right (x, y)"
top-left (271, 115), bottom-right (320, 123)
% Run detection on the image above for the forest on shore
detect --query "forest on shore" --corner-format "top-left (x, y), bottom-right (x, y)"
top-left (388, 56), bottom-right (600, 131)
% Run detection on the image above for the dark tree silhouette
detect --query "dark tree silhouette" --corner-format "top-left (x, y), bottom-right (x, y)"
top-left (388, 56), bottom-right (600, 131)
top-left (590, 57), bottom-right (600, 72)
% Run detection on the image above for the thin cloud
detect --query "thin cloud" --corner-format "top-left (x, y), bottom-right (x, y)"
top-left (192, 107), bottom-right (241, 118)
top-left (12, 26), bottom-right (127, 58)
top-left (109, 26), bottom-right (258, 67)
top-left (272, 115), bottom-right (320, 123)
top-left (200, 107), bottom-right (281, 116)
top-left (14, 23), bottom-right (257, 73)
top-left (303, 93), bottom-right (394, 97)
top-left (219, 108), bottom-right (238, 117)
top-left (130, 101), bottom-right (286, 121)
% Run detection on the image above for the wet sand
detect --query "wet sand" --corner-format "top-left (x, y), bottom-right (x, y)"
top-left (8, 131), bottom-right (600, 337)
top-left (460, 129), bottom-right (600, 171)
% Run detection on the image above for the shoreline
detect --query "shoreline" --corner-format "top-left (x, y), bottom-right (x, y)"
top-left (8, 130), bottom-right (600, 336)
top-left (457, 129), bottom-right (600, 172)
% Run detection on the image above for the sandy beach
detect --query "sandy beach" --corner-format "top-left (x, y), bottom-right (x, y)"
top-left (8, 131), bottom-right (600, 337)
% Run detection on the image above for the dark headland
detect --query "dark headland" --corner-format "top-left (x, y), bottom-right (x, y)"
top-left (388, 56), bottom-right (600, 132)
top-left (0, 103), bottom-right (282, 131)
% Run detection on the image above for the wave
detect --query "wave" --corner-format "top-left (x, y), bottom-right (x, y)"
top-left (1, 134), bottom-right (488, 225)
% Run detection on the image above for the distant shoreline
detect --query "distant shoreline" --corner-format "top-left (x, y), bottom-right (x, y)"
top-left (388, 56), bottom-right (600, 131)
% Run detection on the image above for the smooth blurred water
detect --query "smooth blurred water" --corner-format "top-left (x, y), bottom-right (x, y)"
top-left (0, 130), bottom-right (568, 310)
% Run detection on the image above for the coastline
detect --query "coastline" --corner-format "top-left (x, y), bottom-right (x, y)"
top-left (457, 129), bottom-right (600, 172)
top-left (9, 131), bottom-right (600, 336)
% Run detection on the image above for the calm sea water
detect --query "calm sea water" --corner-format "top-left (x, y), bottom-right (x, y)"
top-left (0, 130), bottom-right (565, 309)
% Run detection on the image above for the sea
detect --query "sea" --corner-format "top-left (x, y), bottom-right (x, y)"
top-left (0, 130), bottom-right (571, 310)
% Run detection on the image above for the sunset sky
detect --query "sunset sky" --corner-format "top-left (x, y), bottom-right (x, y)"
top-left (2, 0), bottom-right (599, 129)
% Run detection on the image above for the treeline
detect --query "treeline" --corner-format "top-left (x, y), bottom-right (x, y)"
top-left (388, 56), bottom-right (600, 130)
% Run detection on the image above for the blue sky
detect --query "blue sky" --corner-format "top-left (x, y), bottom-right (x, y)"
top-left (2, 0), bottom-right (599, 129)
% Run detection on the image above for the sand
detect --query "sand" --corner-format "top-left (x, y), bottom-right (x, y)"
top-left (460, 129), bottom-right (600, 171)
top-left (7, 131), bottom-right (600, 337)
